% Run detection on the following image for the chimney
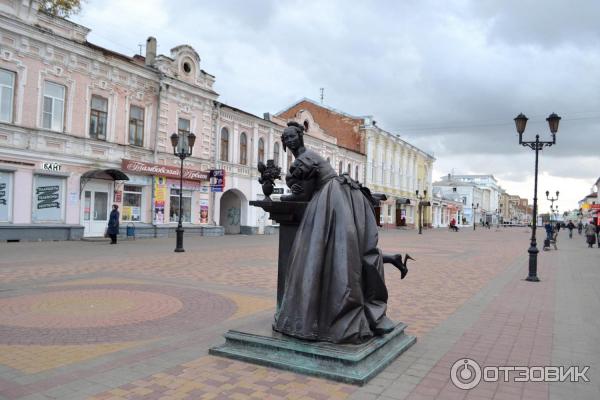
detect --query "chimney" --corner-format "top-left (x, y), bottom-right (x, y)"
top-left (145, 37), bottom-right (157, 66)
top-left (263, 113), bottom-right (271, 121)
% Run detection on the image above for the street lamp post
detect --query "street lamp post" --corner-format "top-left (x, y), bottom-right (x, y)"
top-left (415, 189), bottom-right (427, 235)
top-left (170, 131), bottom-right (196, 253)
top-left (546, 190), bottom-right (559, 222)
top-left (514, 112), bottom-right (561, 282)
top-left (472, 203), bottom-right (479, 231)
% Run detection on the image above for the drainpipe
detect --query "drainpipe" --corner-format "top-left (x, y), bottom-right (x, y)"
top-left (153, 77), bottom-right (164, 163)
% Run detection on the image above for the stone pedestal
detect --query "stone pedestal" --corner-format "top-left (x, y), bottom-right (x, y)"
top-left (249, 200), bottom-right (307, 309)
top-left (210, 317), bottom-right (416, 385)
top-left (210, 199), bottom-right (416, 385)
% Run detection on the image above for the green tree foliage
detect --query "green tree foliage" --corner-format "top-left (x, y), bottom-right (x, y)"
top-left (39, 0), bottom-right (82, 18)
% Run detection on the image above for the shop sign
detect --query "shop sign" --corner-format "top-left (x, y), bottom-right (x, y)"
top-left (166, 178), bottom-right (203, 191)
top-left (41, 162), bottom-right (62, 172)
top-left (209, 169), bottom-right (225, 192)
top-left (121, 159), bottom-right (208, 181)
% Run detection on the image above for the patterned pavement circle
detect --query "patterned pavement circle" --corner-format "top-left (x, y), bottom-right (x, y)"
top-left (0, 289), bottom-right (183, 328)
top-left (0, 284), bottom-right (237, 345)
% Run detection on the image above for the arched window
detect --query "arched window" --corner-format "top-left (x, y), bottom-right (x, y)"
top-left (220, 127), bottom-right (229, 161)
top-left (355, 165), bottom-right (360, 180)
top-left (338, 161), bottom-right (343, 175)
top-left (239, 132), bottom-right (247, 165)
top-left (258, 138), bottom-right (265, 163)
top-left (273, 142), bottom-right (280, 165)
top-left (347, 163), bottom-right (352, 175)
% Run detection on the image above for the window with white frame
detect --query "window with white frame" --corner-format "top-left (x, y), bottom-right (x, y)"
top-left (0, 171), bottom-right (12, 222)
top-left (42, 81), bottom-right (65, 131)
top-left (347, 163), bottom-right (351, 175)
top-left (32, 175), bottom-right (65, 222)
top-left (258, 138), bottom-right (265, 163)
top-left (129, 105), bottom-right (144, 146)
top-left (169, 189), bottom-right (192, 223)
top-left (355, 165), bottom-right (360, 181)
top-left (0, 69), bottom-right (15, 123)
top-left (89, 95), bottom-right (108, 140)
top-left (273, 142), bottom-right (280, 166)
top-left (220, 127), bottom-right (229, 161)
top-left (239, 132), bottom-right (247, 165)
top-left (122, 185), bottom-right (143, 221)
top-left (178, 117), bottom-right (190, 135)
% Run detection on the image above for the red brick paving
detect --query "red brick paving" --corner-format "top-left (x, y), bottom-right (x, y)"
top-left (0, 228), bottom-right (534, 399)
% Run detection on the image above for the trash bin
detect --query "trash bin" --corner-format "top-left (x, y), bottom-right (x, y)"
top-left (126, 222), bottom-right (135, 240)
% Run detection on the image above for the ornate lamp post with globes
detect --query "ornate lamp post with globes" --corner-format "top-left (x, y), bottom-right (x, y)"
top-left (170, 131), bottom-right (196, 253)
top-left (546, 190), bottom-right (559, 222)
top-left (513, 112), bottom-right (561, 282)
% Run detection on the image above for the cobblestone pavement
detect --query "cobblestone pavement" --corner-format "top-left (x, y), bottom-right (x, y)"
top-left (0, 227), bottom-right (595, 399)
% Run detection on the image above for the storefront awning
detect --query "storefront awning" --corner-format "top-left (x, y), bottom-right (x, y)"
top-left (396, 198), bottom-right (411, 206)
top-left (80, 169), bottom-right (130, 194)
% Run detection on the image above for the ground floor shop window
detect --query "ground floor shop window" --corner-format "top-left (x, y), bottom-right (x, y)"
top-left (0, 171), bottom-right (12, 222)
top-left (32, 175), bottom-right (65, 222)
top-left (170, 189), bottom-right (191, 223)
top-left (122, 185), bottom-right (142, 221)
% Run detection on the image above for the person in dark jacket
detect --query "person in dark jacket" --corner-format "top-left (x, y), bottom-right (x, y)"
top-left (567, 221), bottom-right (575, 239)
top-left (107, 204), bottom-right (120, 244)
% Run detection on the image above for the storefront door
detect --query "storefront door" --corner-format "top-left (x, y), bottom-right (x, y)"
top-left (82, 181), bottom-right (111, 237)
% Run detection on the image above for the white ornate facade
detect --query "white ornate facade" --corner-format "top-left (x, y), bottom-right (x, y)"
top-left (363, 119), bottom-right (435, 228)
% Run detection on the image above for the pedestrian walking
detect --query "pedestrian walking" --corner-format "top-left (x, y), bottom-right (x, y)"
top-left (585, 221), bottom-right (596, 248)
top-left (596, 221), bottom-right (600, 249)
top-left (567, 220), bottom-right (575, 239)
top-left (450, 217), bottom-right (459, 232)
top-left (107, 204), bottom-right (120, 244)
top-left (578, 221), bottom-right (583, 235)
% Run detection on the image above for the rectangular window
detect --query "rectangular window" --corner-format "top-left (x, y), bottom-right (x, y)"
top-left (32, 175), bottom-right (65, 222)
top-left (169, 188), bottom-right (191, 223)
top-left (129, 106), bottom-right (144, 146)
top-left (178, 118), bottom-right (190, 135)
top-left (0, 171), bottom-right (12, 222)
top-left (42, 81), bottom-right (65, 131)
top-left (89, 95), bottom-right (108, 140)
top-left (0, 69), bottom-right (15, 123)
top-left (177, 118), bottom-right (191, 153)
top-left (122, 185), bottom-right (142, 221)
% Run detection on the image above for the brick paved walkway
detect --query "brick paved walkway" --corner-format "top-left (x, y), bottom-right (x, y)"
top-left (0, 227), bottom-right (595, 399)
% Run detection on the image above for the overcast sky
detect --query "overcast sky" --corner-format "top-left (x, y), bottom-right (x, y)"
top-left (73, 0), bottom-right (600, 213)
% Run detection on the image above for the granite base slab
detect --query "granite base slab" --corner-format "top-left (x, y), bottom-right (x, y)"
top-left (209, 322), bottom-right (416, 385)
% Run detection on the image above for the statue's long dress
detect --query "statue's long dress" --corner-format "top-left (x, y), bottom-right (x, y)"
top-left (273, 150), bottom-right (390, 344)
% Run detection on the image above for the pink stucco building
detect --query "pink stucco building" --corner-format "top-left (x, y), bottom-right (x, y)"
top-left (0, 1), bottom-right (370, 241)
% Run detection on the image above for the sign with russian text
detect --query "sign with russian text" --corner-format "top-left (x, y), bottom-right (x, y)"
top-left (122, 159), bottom-right (208, 181)
top-left (41, 162), bottom-right (62, 172)
top-left (209, 169), bottom-right (225, 192)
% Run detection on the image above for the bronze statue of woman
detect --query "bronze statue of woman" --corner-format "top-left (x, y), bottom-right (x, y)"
top-left (273, 121), bottom-right (411, 344)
